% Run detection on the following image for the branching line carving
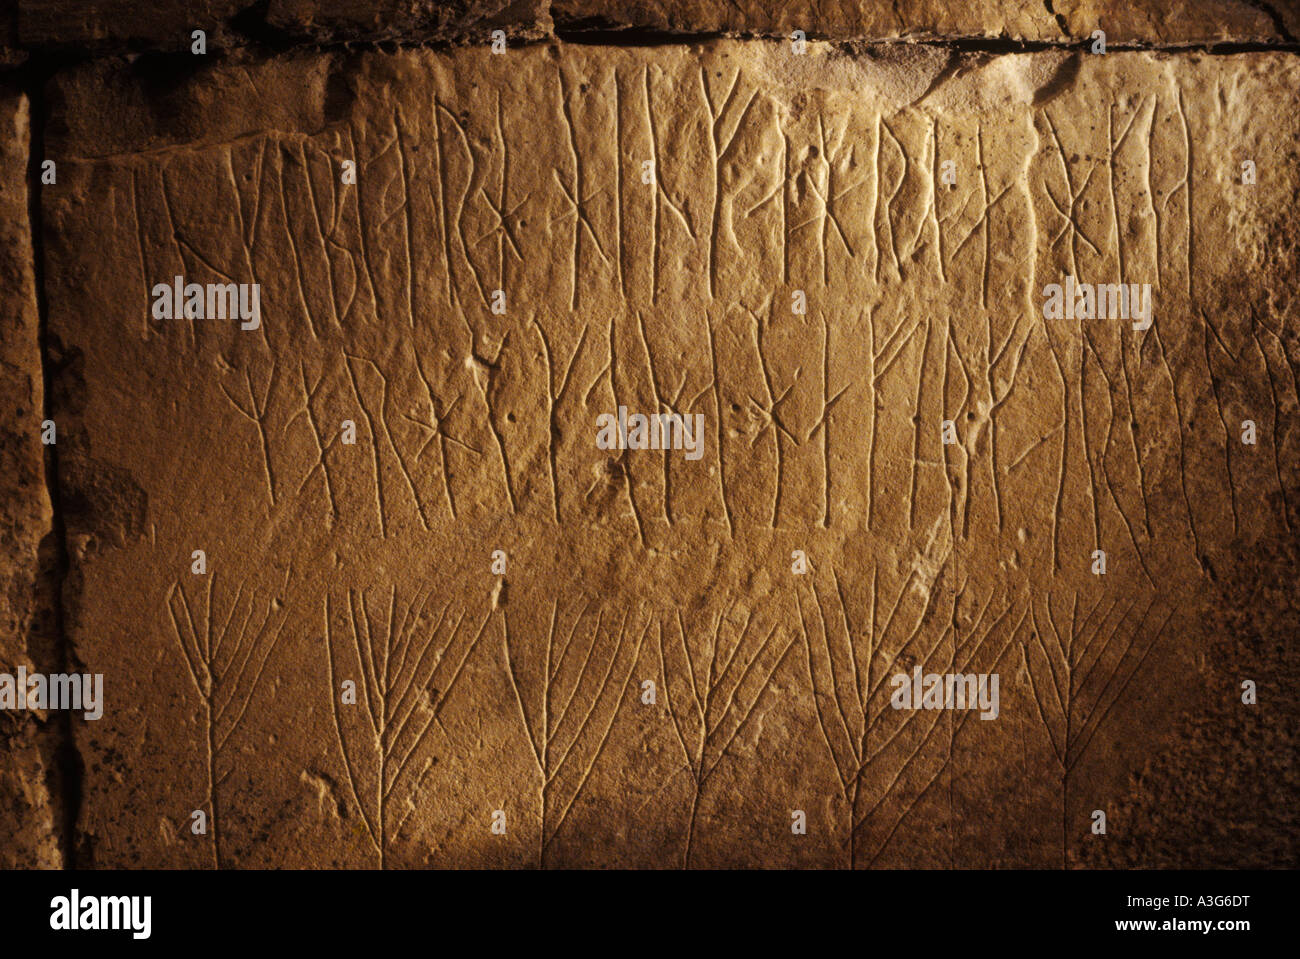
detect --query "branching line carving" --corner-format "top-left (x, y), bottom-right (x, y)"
top-left (637, 311), bottom-right (713, 526)
top-left (1021, 590), bottom-right (1172, 868)
top-left (797, 565), bottom-right (1026, 867)
top-left (534, 317), bottom-right (591, 524)
top-left (554, 67), bottom-right (610, 311)
top-left (699, 66), bottom-right (759, 299)
top-left (167, 572), bottom-right (289, 868)
top-left (283, 359), bottom-right (340, 525)
top-left (324, 586), bottom-right (492, 868)
top-left (501, 599), bottom-right (649, 867)
top-left (659, 605), bottom-right (795, 867)
top-left (220, 366), bottom-right (278, 509)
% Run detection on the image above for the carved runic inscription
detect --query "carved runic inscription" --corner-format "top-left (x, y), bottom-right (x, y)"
top-left (19, 20), bottom-right (1299, 874)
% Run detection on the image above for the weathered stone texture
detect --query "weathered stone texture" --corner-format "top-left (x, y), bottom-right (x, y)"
top-left (16, 0), bottom-right (552, 55)
top-left (552, 0), bottom-right (1298, 43)
top-left (0, 86), bottom-right (61, 870)
top-left (12, 0), bottom-right (1300, 55)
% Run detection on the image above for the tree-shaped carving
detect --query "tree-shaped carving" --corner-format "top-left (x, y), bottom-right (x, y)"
top-left (324, 586), bottom-right (492, 867)
top-left (658, 603), bottom-right (796, 866)
top-left (166, 572), bottom-right (289, 868)
top-left (797, 565), bottom-right (1026, 867)
top-left (500, 598), bottom-right (649, 867)
top-left (1021, 589), bottom-right (1173, 868)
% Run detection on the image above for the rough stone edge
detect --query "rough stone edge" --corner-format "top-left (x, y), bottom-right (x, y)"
top-left (0, 81), bottom-right (62, 869)
top-left (3, 0), bottom-right (1299, 62)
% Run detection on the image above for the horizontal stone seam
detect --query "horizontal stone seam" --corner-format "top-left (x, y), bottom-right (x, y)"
top-left (0, 33), bottom-right (1297, 85)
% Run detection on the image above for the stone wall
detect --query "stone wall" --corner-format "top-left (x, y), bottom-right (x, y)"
top-left (2, 0), bottom-right (1297, 869)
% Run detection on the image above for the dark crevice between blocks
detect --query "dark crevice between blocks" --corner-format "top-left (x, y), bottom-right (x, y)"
top-left (0, 37), bottom-right (1295, 86)
top-left (1246, 1), bottom-right (1298, 45)
top-left (552, 25), bottom-right (1300, 56)
top-left (552, 16), bottom-right (729, 46)
top-left (25, 62), bottom-right (83, 871)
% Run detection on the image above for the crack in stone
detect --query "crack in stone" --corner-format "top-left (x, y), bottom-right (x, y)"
top-left (0, 13), bottom-right (1295, 77)
top-left (25, 65), bottom-right (82, 870)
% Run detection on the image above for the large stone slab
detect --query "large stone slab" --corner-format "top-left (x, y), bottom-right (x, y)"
top-left (43, 41), bottom-right (1300, 867)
